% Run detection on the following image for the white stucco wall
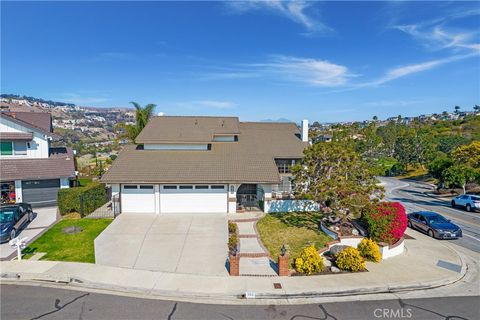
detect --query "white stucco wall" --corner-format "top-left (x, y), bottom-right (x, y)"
top-left (228, 183), bottom-right (239, 213)
top-left (379, 238), bottom-right (405, 260)
top-left (14, 180), bottom-right (22, 203)
top-left (0, 117), bottom-right (50, 159)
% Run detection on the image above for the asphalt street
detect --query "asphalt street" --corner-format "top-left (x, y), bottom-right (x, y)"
top-left (380, 177), bottom-right (480, 253)
top-left (1, 284), bottom-right (479, 320)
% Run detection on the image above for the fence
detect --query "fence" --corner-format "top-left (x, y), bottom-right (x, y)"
top-left (85, 187), bottom-right (121, 219)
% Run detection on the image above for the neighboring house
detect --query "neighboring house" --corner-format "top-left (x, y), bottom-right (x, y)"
top-left (101, 116), bottom-right (311, 214)
top-left (313, 134), bottom-right (333, 143)
top-left (0, 111), bottom-right (76, 207)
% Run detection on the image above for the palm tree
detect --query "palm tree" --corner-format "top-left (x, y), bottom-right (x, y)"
top-left (116, 102), bottom-right (156, 142)
top-left (454, 105), bottom-right (460, 114)
top-left (372, 115), bottom-right (378, 122)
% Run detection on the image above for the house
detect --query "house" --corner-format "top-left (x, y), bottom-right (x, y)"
top-left (0, 111), bottom-right (76, 207)
top-left (313, 134), bottom-right (333, 143)
top-left (101, 116), bottom-right (310, 214)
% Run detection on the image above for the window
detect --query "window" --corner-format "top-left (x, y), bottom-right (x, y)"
top-left (139, 185), bottom-right (153, 189)
top-left (211, 185), bottom-right (225, 190)
top-left (195, 185), bottom-right (209, 190)
top-left (123, 185), bottom-right (137, 189)
top-left (1, 141), bottom-right (13, 155)
top-left (275, 159), bottom-right (297, 174)
top-left (13, 141), bottom-right (27, 155)
top-left (163, 185), bottom-right (177, 189)
top-left (179, 185), bottom-right (193, 189)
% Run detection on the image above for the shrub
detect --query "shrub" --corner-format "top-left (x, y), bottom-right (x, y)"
top-left (363, 202), bottom-right (407, 245)
top-left (228, 233), bottom-right (238, 251)
top-left (357, 238), bottom-right (381, 262)
top-left (335, 247), bottom-right (366, 272)
top-left (294, 245), bottom-right (324, 275)
top-left (228, 222), bottom-right (237, 234)
top-left (58, 182), bottom-right (107, 217)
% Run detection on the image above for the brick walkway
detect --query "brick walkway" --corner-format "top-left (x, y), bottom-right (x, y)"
top-left (232, 214), bottom-right (277, 276)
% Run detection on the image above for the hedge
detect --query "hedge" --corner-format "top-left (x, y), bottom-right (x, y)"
top-left (58, 182), bottom-right (107, 216)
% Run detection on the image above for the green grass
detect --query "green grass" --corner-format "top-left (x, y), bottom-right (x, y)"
top-left (23, 218), bottom-right (112, 263)
top-left (78, 178), bottom-right (93, 187)
top-left (257, 212), bottom-right (332, 265)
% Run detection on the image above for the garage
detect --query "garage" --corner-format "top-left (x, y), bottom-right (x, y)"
top-left (121, 185), bottom-right (156, 213)
top-left (22, 179), bottom-right (60, 208)
top-left (160, 185), bottom-right (227, 213)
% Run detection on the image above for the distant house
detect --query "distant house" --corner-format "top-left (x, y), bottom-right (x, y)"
top-left (0, 111), bottom-right (76, 207)
top-left (313, 134), bottom-right (333, 143)
top-left (101, 116), bottom-right (310, 214)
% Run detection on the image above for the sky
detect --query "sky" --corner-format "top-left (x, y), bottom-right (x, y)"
top-left (1, 1), bottom-right (479, 122)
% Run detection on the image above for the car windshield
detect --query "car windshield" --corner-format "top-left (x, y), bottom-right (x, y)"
top-left (0, 210), bottom-right (15, 223)
top-left (427, 215), bottom-right (448, 224)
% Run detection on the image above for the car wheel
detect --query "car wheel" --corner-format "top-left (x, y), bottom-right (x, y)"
top-left (466, 204), bottom-right (472, 212)
top-left (451, 201), bottom-right (456, 208)
top-left (428, 229), bottom-right (434, 238)
top-left (10, 229), bottom-right (16, 240)
top-left (28, 211), bottom-right (33, 222)
top-left (408, 220), bottom-right (412, 228)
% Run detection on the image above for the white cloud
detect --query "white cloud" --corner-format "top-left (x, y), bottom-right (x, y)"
top-left (363, 53), bottom-right (477, 87)
top-left (249, 55), bottom-right (353, 87)
top-left (225, 1), bottom-right (331, 33)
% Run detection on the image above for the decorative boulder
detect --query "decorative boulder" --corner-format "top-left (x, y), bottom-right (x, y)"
top-left (328, 245), bottom-right (349, 256)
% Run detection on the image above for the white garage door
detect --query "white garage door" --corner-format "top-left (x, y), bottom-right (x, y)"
top-left (121, 185), bottom-right (156, 213)
top-left (160, 185), bottom-right (227, 213)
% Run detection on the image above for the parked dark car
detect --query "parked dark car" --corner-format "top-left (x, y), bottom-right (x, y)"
top-left (407, 211), bottom-right (462, 239)
top-left (0, 203), bottom-right (34, 243)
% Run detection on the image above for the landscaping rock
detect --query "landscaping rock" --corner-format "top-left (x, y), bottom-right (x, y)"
top-left (330, 266), bottom-right (341, 273)
top-left (329, 245), bottom-right (349, 256)
top-left (62, 226), bottom-right (83, 235)
top-left (323, 258), bottom-right (332, 268)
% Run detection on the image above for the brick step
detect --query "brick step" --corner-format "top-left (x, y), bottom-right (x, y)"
top-left (239, 274), bottom-right (278, 277)
top-left (238, 234), bottom-right (258, 238)
top-left (238, 252), bottom-right (269, 258)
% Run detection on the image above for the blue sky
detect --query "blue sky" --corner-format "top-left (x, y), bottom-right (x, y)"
top-left (1, 1), bottom-right (479, 122)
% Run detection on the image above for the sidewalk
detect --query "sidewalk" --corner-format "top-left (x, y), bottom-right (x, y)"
top-left (0, 229), bottom-right (468, 304)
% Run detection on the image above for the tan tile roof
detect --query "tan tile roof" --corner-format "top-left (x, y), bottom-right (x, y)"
top-left (135, 116), bottom-right (240, 143)
top-left (102, 120), bottom-right (307, 184)
top-left (0, 148), bottom-right (75, 181)
top-left (0, 112), bottom-right (52, 135)
top-left (0, 132), bottom-right (34, 140)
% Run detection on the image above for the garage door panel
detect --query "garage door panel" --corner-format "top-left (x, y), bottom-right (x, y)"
top-left (160, 186), bottom-right (227, 213)
top-left (22, 179), bottom-right (60, 208)
top-left (121, 185), bottom-right (155, 213)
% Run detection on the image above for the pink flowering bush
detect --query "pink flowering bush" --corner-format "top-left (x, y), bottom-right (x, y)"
top-left (364, 202), bottom-right (407, 245)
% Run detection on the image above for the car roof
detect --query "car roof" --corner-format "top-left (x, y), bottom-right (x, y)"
top-left (418, 211), bottom-right (439, 216)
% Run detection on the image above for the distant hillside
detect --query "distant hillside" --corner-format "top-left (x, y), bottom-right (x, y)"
top-left (1, 94), bottom-right (75, 107)
top-left (261, 117), bottom-right (294, 123)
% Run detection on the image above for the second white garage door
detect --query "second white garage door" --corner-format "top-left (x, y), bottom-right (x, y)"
top-left (121, 185), bottom-right (156, 213)
top-left (160, 185), bottom-right (227, 213)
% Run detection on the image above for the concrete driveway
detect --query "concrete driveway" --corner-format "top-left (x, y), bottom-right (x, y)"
top-left (94, 213), bottom-right (228, 276)
top-left (0, 207), bottom-right (58, 260)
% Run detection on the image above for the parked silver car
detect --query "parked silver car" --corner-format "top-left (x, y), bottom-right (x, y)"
top-left (451, 194), bottom-right (480, 212)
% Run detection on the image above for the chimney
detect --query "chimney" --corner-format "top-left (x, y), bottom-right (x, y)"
top-left (301, 119), bottom-right (308, 142)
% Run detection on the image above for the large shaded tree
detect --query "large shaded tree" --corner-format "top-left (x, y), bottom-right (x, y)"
top-left (292, 141), bottom-right (383, 222)
top-left (116, 102), bottom-right (156, 142)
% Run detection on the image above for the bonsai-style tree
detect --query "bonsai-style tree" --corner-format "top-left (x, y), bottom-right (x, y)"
top-left (291, 140), bottom-right (383, 223)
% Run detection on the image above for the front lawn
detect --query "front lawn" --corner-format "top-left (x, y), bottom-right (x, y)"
top-left (256, 212), bottom-right (332, 264)
top-left (23, 218), bottom-right (112, 263)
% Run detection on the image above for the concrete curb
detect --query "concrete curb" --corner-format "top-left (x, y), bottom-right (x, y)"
top-left (0, 256), bottom-right (468, 305)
